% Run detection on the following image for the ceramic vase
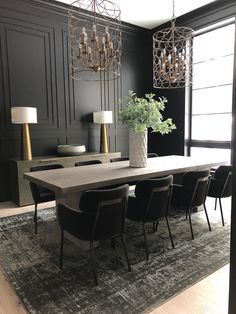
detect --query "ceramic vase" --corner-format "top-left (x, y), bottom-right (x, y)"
top-left (129, 129), bottom-right (147, 167)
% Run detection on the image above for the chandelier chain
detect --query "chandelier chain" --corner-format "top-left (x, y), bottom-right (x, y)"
top-left (172, 0), bottom-right (175, 18)
top-left (92, 0), bottom-right (96, 24)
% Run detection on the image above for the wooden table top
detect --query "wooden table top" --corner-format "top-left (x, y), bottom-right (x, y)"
top-left (24, 155), bottom-right (227, 195)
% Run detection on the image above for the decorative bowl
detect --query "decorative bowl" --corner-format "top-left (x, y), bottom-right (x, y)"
top-left (57, 144), bottom-right (86, 156)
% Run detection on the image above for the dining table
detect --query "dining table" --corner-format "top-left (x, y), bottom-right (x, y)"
top-left (24, 155), bottom-right (227, 250)
top-left (24, 154), bottom-right (228, 204)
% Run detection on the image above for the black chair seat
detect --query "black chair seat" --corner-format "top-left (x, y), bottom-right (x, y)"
top-left (171, 184), bottom-right (192, 208)
top-left (57, 207), bottom-right (94, 240)
top-left (208, 182), bottom-right (223, 197)
top-left (207, 165), bottom-right (232, 226)
top-left (208, 165), bottom-right (232, 198)
top-left (38, 191), bottom-right (55, 203)
top-left (29, 163), bottom-right (64, 234)
top-left (171, 169), bottom-right (211, 239)
top-left (127, 197), bottom-right (147, 221)
top-left (126, 175), bottom-right (174, 260)
top-left (57, 184), bottom-right (131, 285)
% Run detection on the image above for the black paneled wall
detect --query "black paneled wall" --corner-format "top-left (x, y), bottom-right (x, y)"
top-left (148, 88), bottom-right (185, 156)
top-left (0, 0), bottom-right (151, 201)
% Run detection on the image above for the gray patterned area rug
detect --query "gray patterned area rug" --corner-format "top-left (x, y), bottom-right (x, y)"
top-left (0, 206), bottom-right (230, 314)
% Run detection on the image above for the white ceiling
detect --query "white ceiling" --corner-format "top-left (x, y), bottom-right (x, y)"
top-left (57, 0), bottom-right (217, 29)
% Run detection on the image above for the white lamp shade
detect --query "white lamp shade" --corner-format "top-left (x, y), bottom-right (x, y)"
top-left (93, 111), bottom-right (113, 124)
top-left (11, 107), bottom-right (37, 124)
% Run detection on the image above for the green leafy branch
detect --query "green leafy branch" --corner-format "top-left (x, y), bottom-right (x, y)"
top-left (119, 90), bottom-right (176, 134)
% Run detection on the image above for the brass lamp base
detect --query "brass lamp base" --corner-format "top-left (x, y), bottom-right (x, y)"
top-left (100, 123), bottom-right (108, 154)
top-left (22, 123), bottom-right (32, 160)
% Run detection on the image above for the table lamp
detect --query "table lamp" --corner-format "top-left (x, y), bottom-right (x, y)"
top-left (11, 106), bottom-right (37, 160)
top-left (93, 111), bottom-right (113, 153)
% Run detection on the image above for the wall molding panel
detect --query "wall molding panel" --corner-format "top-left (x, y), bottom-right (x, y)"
top-left (0, 0), bottom-right (150, 201)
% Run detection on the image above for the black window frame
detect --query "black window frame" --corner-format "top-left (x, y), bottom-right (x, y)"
top-left (186, 19), bottom-right (235, 160)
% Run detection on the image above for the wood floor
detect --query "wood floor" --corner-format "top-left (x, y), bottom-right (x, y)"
top-left (151, 265), bottom-right (229, 314)
top-left (0, 200), bottom-right (230, 314)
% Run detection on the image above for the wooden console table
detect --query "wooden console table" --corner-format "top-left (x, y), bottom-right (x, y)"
top-left (10, 152), bottom-right (121, 206)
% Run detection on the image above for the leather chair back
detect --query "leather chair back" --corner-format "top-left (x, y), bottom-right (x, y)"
top-left (147, 153), bottom-right (158, 158)
top-left (79, 184), bottom-right (129, 240)
top-left (30, 164), bottom-right (64, 202)
top-left (209, 165), bottom-right (232, 198)
top-left (182, 169), bottom-right (210, 207)
top-left (214, 165), bottom-right (232, 197)
top-left (134, 175), bottom-right (173, 221)
top-left (75, 160), bottom-right (102, 167)
top-left (110, 156), bottom-right (129, 162)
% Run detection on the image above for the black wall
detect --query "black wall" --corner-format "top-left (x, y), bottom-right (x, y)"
top-left (0, 0), bottom-right (152, 202)
top-left (148, 88), bottom-right (185, 156)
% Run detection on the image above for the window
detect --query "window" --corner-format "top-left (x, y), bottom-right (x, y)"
top-left (187, 20), bottom-right (235, 164)
top-left (190, 147), bottom-right (231, 162)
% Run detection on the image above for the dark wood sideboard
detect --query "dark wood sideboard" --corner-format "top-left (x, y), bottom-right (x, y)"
top-left (10, 152), bottom-right (121, 206)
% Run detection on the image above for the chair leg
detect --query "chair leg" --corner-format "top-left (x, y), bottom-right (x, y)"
top-left (142, 222), bottom-right (149, 260)
top-left (214, 198), bottom-right (218, 210)
top-left (90, 241), bottom-right (98, 286)
top-left (111, 237), bottom-right (116, 250)
top-left (165, 217), bottom-right (175, 249)
top-left (121, 234), bottom-right (131, 272)
top-left (219, 198), bottom-right (225, 226)
top-left (59, 229), bottom-right (64, 269)
top-left (152, 221), bottom-right (155, 233)
top-left (203, 203), bottom-right (211, 231)
top-left (185, 211), bottom-right (188, 220)
top-left (188, 208), bottom-right (194, 240)
top-left (155, 220), bottom-right (159, 232)
top-left (34, 203), bottom-right (38, 234)
top-left (153, 220), bottom-right (158, 233)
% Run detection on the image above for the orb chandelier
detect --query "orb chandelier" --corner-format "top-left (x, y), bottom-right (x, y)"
top-left (68, 0), bottom-right (121, 81)
top-left (153, 0), bottom-right (194, 89)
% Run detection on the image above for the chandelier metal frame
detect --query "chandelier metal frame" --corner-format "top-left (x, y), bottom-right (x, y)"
top-left (153, 0), bottom-right (194, 89)
top-left (68, 0), bottom-right (121, 81)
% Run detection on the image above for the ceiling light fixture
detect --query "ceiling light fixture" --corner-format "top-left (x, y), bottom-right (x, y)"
top-left (153, 0), bottom-right (194, 89)
top-left (68, 0), bottom-right (121, 81)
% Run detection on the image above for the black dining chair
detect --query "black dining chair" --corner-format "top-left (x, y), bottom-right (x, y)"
top-left (57, 184), bottom-right (131, 285)
top-left (126, 175), bottom-right (174, 260)
top-left (75, 160), bottom-right (102, 167)
top-left (171, 169), bottom-right (211, 240)
top-left (29, 164), bottom-right (64, 234)
top-left (207, 165), bottom-right (232, 226)
top-left (110, 156), bottom-right (129, 162)
top-left (148, 153), bottom-right (158, 158)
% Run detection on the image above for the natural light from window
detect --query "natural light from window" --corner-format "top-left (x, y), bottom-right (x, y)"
top-left (190, 21), bottom-right (235, 163)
